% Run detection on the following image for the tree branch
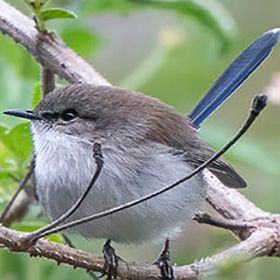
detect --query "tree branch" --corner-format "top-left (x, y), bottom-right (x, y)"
top-left (0, 1), bottom-right (280, 279)
top-left (41, 67), bottom-right (55, 96)
top-left (0, 225), bottom-right (278, 280)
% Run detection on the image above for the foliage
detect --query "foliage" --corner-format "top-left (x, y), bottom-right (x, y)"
top-left (22, 0), bottom-right (77, 30)
top-left (0, 122), bottom-right (32, 215)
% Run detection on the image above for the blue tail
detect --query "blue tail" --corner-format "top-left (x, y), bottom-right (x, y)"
top-left (189, 28), bottom-right (280, 129)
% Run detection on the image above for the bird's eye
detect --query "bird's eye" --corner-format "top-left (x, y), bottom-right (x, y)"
top-left (60, 109), bottom-right (78, 122)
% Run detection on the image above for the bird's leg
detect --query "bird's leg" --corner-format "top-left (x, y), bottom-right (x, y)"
top-left (155, 239), bottom-right (174, 280)
top-left (101, 239), bottom-right (120, 280)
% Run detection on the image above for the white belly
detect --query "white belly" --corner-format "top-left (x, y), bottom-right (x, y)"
top-left (33, 128), bottom-right (205, 244)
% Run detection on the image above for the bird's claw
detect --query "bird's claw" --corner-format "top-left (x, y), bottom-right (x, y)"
top-left (100, 240), bottom-right (119, 280)
top-left (155, 240), bottom-right (174, 280)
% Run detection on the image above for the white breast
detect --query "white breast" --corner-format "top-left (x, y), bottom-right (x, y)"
top-left (32, 123), bottom-right (205, 244)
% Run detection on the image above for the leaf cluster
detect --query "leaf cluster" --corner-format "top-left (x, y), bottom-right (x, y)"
top-left (22, 0), bottom-right (76, 30)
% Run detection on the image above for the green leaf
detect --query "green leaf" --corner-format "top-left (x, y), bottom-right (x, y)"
top-left (0, 170), bottom-right (15, 180)
top-left (0, 123), bottom-right (32, 162)
top-left (32, 82), bottom-right (42, 108)
top-left (0, 125), bottom-right (8, 140)
top-left (11, 222), bottom-right (46, 232)
top-left (40, 8), bottom-right (77, 22)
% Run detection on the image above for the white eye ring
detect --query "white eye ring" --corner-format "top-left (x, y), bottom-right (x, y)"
top-left (60, 109), bottom-right (78, 122)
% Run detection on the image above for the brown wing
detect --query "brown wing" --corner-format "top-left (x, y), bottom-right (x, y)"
top-left (186, 137), bottom-right (247, 188)
top-left (142, 106), bottom-right (247, 188)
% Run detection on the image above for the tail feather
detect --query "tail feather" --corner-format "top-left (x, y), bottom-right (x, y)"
top-left (189, 28), bottom-right (280, 129)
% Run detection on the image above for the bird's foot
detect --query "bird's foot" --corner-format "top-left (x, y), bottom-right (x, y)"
top-left (155, 239), bottom-right (174, 280)
top-left (100, 239), bottom-right (119, 280)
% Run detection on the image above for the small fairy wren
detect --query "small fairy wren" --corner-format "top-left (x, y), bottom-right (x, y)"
top-left (5, 84), bottom-right (246, 244)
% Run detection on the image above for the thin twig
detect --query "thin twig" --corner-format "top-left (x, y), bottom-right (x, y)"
top-left (0, 162), bottom-right (34, 223)
top-left (41, 67), bottom-right (55, 96)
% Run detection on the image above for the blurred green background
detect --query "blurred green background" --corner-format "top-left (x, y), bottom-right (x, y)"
top-left (0, 0), bottom-right (280, 279)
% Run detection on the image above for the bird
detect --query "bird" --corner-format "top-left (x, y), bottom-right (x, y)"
top-left (3, 28), bottom-right (280, 280)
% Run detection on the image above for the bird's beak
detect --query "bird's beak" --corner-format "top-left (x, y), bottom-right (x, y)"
top-left (3, 109), bottom-right (42, 120)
